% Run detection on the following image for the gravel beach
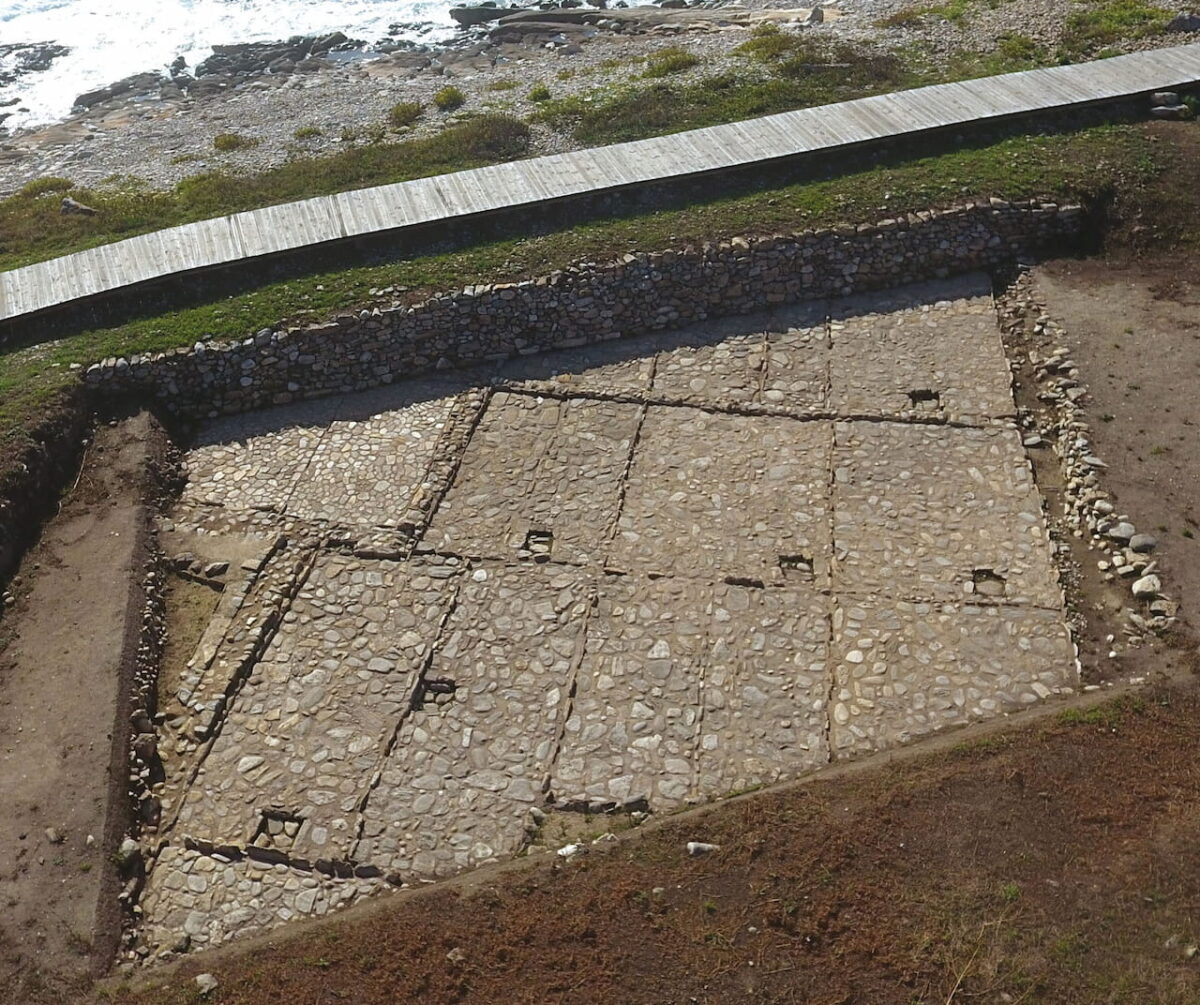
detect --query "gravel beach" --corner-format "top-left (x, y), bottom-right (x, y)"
top-left (0, 0), bottom-right (1196, 197)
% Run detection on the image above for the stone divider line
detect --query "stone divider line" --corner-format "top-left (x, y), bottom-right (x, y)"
top-left (5, 45), bottom-right (1200, 326)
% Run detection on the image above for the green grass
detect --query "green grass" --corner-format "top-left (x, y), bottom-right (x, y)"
top-left (212, 132), bottom-right (260, 153)
top-left (0, 124), bottom-right (1162, 468)
top-left (537, 34), bottom-right (917, 145)
top-left (19, 176), bottom-right (74, 198)
top-left (642, 46), bottom-right (700, 79)
top-left (1061, 0), bottom-right (1172, 56)
top-left (487, 79), bottom-right (519, 91)
top-left (527, 82), bottom-right (552, 103)
top-left (293, 125), bottom-right (323, 140)
top-left (0, 115), bottom-right (530, 272)
top-left (877, 0), bottom-right (1004, 26)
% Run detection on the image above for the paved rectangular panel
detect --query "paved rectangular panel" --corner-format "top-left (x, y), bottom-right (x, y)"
top-left (697, 583), bottom-right (831, 797)
top-left (832, 421), bottom-right (1060, 606)
top-left (139, 846), bottom-right (379, 954)
top-left (182, 395), bottom-right (343, 516)
top-left (829, 274), bottom-right (1014, 424)
top-left (552, 575), bottom-right (707, 811)
top-left (760, 316), bottom-right (830, 413)
top-left (175, 555), bottom-right (458, 861)
top-left (183, 380), bottom-right (472, 531)
top-left (423, 392), bottom-right (640, 565)
top-left (650, 324), bottom-right (767, 404)
top-left (354, 562), bottom-right (590, 878)
top-left (829, 598), bottom-right (1077, 756)
top-left (611, 408), bottom-right (832, 583)
top-left (286, 382), bottom-right (465, 528)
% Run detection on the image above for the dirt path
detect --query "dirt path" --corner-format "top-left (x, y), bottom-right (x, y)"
top-left (1035, 260), bottom-right (1200, 618)
top-left (0, 412), bottom-right (160, 1004)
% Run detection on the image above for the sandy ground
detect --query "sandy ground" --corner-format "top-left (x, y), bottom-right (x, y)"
top-left (1035, 261), bottom-right (1200, 619)
top-left (0, 413), bottom-right (159, 1005)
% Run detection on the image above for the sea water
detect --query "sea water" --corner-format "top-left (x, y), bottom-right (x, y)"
top-left (0, 0), bottom-right (458, 130)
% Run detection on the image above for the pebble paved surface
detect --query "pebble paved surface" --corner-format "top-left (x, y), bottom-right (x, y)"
top-left (422, 393), bottom-right (641, 565)
top-left (140, 272), bottom-right (1078, 956)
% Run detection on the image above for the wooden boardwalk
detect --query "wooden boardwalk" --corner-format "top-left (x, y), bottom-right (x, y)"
top-left (3, 43), bottom-right (1200, 324)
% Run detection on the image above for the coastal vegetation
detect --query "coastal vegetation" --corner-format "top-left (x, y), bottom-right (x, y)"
top-left (212, 132), bottom-right (260, 153)
top-left (387, 101), bottom-right (423, 128)
top-left (1060, 0), bottom-right (1172, 56)
top-left (0, 114), bottom-right (531, 272)
top-left (0, 122), bottom-right (1175, 475)
top-left (433, 85), bottom-right (467, 112)
top-left (641, 46), bottom-right (701, 78)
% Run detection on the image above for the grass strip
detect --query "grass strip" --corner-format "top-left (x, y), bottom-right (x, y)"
top-left (0, 124), bottom-right (1163, 468)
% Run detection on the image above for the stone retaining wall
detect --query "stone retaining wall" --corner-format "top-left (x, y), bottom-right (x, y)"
top-left (84, 200), bottom-right (1084, 418)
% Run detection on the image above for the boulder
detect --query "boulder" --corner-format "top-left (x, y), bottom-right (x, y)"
top-left (1132, 573), bottom-right (1161, 600)
top-left (450, 4), bottom-right (525, 27)
top-left (61, 196), bottom-right (98, 216)
top-left (1166, 12), bottom-right (1200, 31)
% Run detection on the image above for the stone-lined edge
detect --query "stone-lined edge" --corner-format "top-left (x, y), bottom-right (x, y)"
top-left (84, 200), bottom-right (1083, 418)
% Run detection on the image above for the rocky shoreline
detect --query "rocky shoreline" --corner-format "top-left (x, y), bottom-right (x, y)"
top-left (0, 0), bottom-right (1197, 198)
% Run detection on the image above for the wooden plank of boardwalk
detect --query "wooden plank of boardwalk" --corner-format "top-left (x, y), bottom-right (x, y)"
top-left (4, 43), bottom-right (1200, 325)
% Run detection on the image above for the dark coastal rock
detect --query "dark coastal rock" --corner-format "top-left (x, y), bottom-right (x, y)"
top-left (0, 42), bottom-right (71, 88)
top-left (73, 71), bottom-right (163, 110)
top-left (1167, 12), bottom-right (1200, 31)
top-left (194, 34), bottom-right (361, 78)
top-left (450, 4), bottom-right (526, 28)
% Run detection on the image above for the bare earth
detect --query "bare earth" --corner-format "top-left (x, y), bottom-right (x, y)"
top-left (0, 414), bottom-right (157, 1004)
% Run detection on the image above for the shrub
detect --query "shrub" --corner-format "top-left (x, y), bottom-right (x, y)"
top-left (433, 85), bottom-right (466, 112)
top-left (212, 133), bottom-right (260, 152)
top-left (340, 126), bottom-right (358, 142)
top-left (487, 79), bottom-right (519, 91)
top-left (388, 101), bottom-right (423, 128)
top-left (527, 82), bottom-right (552, 103)
top-left (736, 23), bottom-right (796, 61)
top-left (19, 176), bottom-right (74, 198)
top-left (996, 32), bottom-right (1042, 63)
top-left (293, 125), bottom-right (323, 140)
top-left (643, 46), bottom-right (700, 79)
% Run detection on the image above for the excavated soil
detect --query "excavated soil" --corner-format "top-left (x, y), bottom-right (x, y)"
top-left (0, 412), bottom-right (166, 1005)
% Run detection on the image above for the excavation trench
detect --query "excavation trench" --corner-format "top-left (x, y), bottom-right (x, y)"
top-left (0, 202), bottom-right (1174, 983)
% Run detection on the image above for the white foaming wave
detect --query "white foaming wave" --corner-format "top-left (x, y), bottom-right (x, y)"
top-left (0, 0), bottom-right (457, 130)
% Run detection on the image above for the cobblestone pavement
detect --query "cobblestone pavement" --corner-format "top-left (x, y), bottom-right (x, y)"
top-left (142, 273), bottom-right (1078, 957)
